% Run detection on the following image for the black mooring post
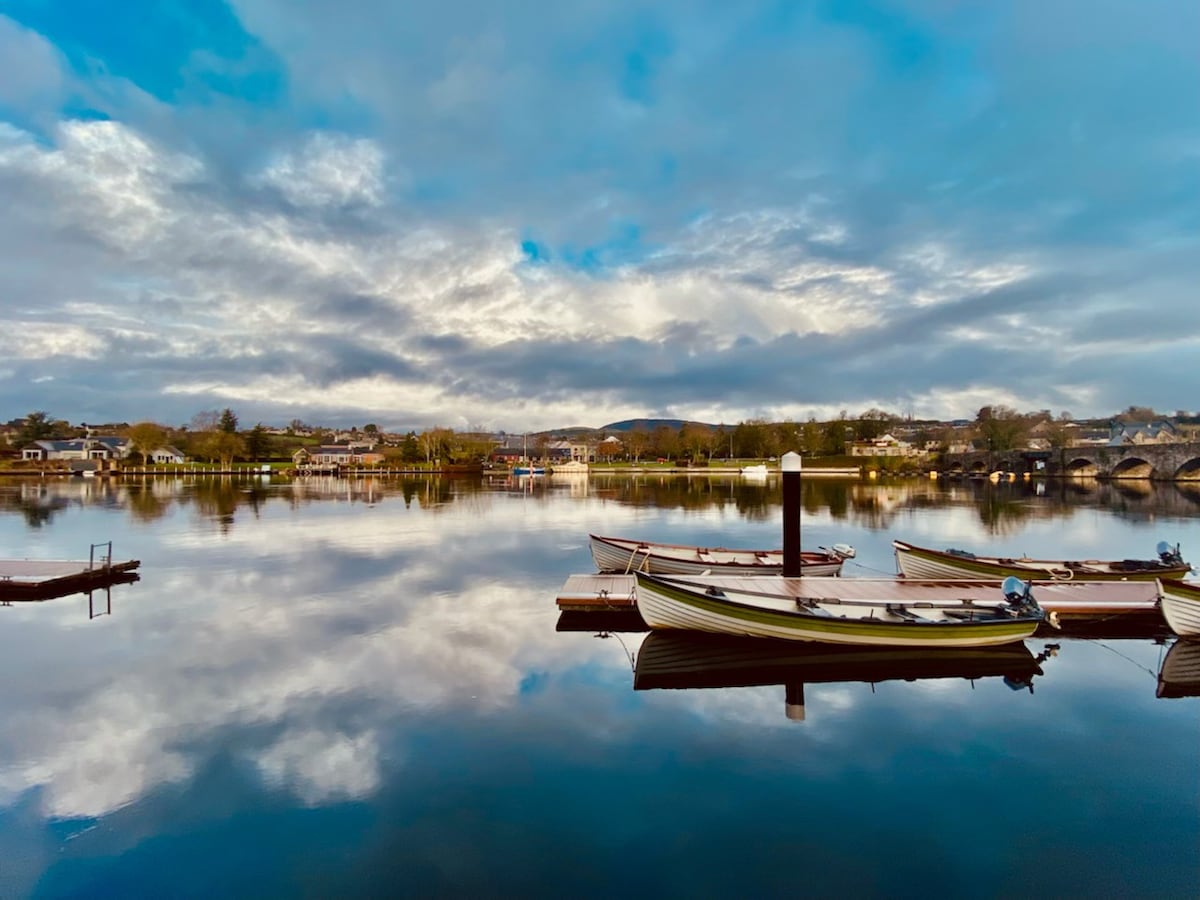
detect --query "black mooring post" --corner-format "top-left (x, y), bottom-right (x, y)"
top-left (781, 451), bottom-right (802, 577)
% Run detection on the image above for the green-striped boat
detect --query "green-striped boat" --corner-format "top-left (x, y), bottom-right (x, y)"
top-left (633, 571), bottom-right (1044, 647)
top-left (893, 539), bottom-right (1190, 582)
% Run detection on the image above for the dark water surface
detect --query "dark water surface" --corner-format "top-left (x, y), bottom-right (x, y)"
top-left (1, 473), bottom-right (1198, 897)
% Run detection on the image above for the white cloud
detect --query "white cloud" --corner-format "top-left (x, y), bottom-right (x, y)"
top-left (254, 132), bottom-right (387, 208)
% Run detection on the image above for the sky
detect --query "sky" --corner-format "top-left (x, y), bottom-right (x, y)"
top-left (1, 1), bottom-right (1198, 433)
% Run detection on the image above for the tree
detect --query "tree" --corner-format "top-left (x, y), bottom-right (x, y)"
top-left (245, 424), bottom-right (269, 461)
top-left (219, 408), bottom-right (239, 434)
top-left (400, 432), bottom-right (421, 463)
top-left (363, 423), bottom-right (379, 436)
top-left (199, 431), bottom-right (245, 467)
top-left (623, 427), bottom-right (650, 463)
top-left (127, 422), bottom-right (168, 464)
top-left (679, 423), bottom-right (712, 461)
top-left (191, 410), bottom-right (220, 432)
top-left (975, 405), bottom-right (1030, 452)
top-left (855, 408), bottom-right (895, 441)
top-left (17, 411), bottom-right (56, 445)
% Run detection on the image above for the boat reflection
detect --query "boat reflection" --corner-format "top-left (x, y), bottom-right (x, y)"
top-left (633, 631), bottom-right (1049, 721)
top-left (1156, 640), bottom-right (1200, 699)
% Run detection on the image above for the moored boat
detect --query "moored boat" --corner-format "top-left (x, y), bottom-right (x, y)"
top-left (893, 539), bottom-right (1190, 582)
top-left (1158, 578), bottom-right (1200, 638)
top-left (632, 571), bottom-right (1044, 647)
top-left (589, 533), bottom-right (855, 577)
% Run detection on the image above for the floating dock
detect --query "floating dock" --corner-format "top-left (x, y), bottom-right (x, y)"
top-left (556, 574), bottom-right (637, 611)
top-left (555, 573), bottom-right (1164, 623)
top-left (1, 544), bottom-right (141, 601)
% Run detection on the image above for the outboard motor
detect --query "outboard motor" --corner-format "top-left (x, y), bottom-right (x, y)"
top-left (1157, 541), bottom-right (1183, 566)
top-left (831, 543), bottom-right (856, 560)
top-left (1001, 575), bottom-right (1036, 614)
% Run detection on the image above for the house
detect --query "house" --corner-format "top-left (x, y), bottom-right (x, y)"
top-left (150, 446), bottom-right (186, 464)
top-left (847, 433), bottom-right (927, 459)
top-left (21, 437), bottom-right (131, 461)
top-left (489, 447), bottom-right (524, 464)
top-left (1107, 421), bottom-right (1181, 446)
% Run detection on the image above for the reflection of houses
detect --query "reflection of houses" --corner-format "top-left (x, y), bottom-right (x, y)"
top-left (847, 433), bottom-right (927, 459)
top-left (22, 437), bottom-right (131, 461)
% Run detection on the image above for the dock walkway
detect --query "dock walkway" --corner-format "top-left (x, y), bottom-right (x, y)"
top-left (1, 545), bottom-right (141, 601)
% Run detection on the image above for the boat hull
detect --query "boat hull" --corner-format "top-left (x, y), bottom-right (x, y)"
top-left (633, 573), bottom-right (1041, 648)
top-left (894, 540), bottom-right (1190, 582)
top-left (589, 534), bottom-right (845, 577)
top-left (1159, 578), bottom-right (1200, 637)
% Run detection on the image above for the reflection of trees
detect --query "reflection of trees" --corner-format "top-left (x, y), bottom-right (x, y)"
top-left (126, 484), bottom-right (170, 522)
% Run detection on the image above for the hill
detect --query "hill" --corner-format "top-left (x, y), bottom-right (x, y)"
top-left (600, 418), bottom-right (720, 432)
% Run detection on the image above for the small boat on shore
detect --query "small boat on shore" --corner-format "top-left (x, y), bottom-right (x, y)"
top-left (893, 539), bottom-right (1190, 582)
top-left (589, 534), bottom-right (855, 577)
top-left (1158, 578), bottom-right (1200, 637)
top-left (633, 571), bottom-right (1044, 647)
top-left (741, 464), bottom-right (769, 477)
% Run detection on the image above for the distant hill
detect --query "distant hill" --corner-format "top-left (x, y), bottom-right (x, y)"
top-left (600, 418), bottom-right (720, 432)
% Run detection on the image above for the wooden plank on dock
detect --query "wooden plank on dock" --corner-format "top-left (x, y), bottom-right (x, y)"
top-left (556, 574), bottom-right (637, 610)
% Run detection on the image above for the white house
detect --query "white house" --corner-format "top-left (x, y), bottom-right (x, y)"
top-left (21, 437), bottom-right (131, 461)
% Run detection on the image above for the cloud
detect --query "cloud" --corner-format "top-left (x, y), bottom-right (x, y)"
top-left (1, 2), bottom-right (1199, 428)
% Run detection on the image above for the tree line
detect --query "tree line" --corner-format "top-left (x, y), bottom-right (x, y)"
top-left (4, 404), bottom-right (1196, 467)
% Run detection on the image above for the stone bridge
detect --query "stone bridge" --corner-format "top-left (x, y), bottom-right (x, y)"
top-left (943, 442), bottom-right (1200, 481)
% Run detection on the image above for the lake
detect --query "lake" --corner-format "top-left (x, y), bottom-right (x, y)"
top-left (1, 472), bottom-right (1198, 897)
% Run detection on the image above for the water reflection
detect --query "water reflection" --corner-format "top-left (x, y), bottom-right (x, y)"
top-left (633, 632), bottom-right (1049, 720)
top-left (1, 473), bottom-right (1199, 895)
top-left (1157, 640), bottom-right (1200, 698)
top-left (9, 473), bottom-right (1200, 538)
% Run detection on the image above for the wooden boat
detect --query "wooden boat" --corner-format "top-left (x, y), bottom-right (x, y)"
top-left (1156, 640), bottom-right (1200, 698)
top-left (1158, 578), bottom-right (1200, 637)
top-left (893, 538), bottom-right (1190, 582)
top-left (589, 533), bottom-right (855, 577)
top-left (632, 571), bottom-right (1044, 647)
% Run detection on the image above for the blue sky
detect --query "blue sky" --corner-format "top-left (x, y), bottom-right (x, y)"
top-left (1, 0), bottom-right (1198, 431)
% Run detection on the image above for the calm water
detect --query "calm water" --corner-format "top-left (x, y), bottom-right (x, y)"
top-left (1, 473), bottom-right (1198, 898)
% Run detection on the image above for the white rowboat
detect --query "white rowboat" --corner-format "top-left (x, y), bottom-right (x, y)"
top-left (1158, 578), bottom-right (1200, 638)
top-left (633, 572), bottom-right (1044, 647)
top-left (589, 533), bottom-right (854, 577)
top-left (894, 539), bottom-right (1190, 582)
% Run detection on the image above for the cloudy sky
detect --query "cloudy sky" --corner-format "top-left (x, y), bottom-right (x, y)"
top-left (1, 1), bottom-right (1198, 432)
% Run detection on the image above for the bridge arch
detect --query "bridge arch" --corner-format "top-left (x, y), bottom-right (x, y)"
top-left (1064, 457), bottom-right (1100, 478)
top-left (1110, 456), bottom-right (1155, 479)
top-left (1174, 456), bottom-right (1200, 480)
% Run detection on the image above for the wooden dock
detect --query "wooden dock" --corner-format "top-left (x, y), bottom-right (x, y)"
top-left (1, 544), bottom-right (141, 601)
top-left (555, 573), bottom-right (1165, 624)
top-left (555, 574), bottom-right (637, 610)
